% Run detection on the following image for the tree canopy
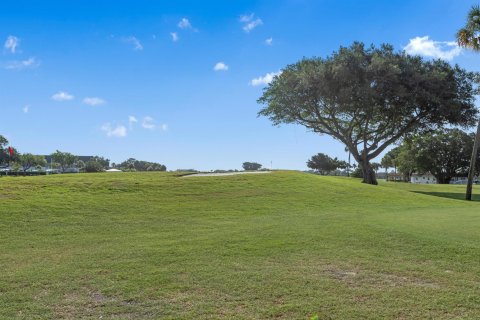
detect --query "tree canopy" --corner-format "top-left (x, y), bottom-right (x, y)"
top-left (258, 42), bottom-right (479, 185)
top-left (307, 153), bottom-right (347, 175)
top-left (51, 150), bottom-right (78, 173)
top-left (116, 158), bottom-right (167, 172)
top-left (18, 154), bottom-right (47, 173)
top-left (242, 162), bottom-right (262, 171)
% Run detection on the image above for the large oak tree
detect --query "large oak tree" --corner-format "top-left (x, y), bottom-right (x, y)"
top-left (258, 42), bottom-right (478, 184)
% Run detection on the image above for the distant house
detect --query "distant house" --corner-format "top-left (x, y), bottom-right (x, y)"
top-left (410, 173), bottom-right (437, 184)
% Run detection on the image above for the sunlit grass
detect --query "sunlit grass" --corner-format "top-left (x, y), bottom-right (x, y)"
top-left (1, 171), bottom-right (480, 319)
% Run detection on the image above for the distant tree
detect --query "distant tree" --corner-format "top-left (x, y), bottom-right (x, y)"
top-left (381, 148), bottom-right (401, 178)
top-left (242, 162), bottom-right (262, 171)
top-left (117, 158), bottom-right (166, 172)
top-left (85, 161), bottom-right (105, 173)
top-left (10, 162), bottom-right (21, 173)
top-left (0, 135), bottom-right (7, 150)
top-left (457, 5), bottom-right (480, 200)
top-left (334, 159), bottom-right (349, 170)
top-left (51, 150), bottom-right (78, 173)
top-left (307, 153), bottom-right (338, 175)
top-left (90, 156), bottom-right (110, 169)
top-left (75, 160), bottom-right (86, 172)
top-left (258, 42), bottom-right (479, 185)
top-left (18, 154), bottom-right (47, 173)
top-left (351, 167), bottom-right (363, 178)
top-left (395, 143), bottom-right (418, 182)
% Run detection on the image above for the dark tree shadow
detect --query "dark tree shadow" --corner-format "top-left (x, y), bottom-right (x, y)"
top-left (412, 191), bottom-right (480, 202)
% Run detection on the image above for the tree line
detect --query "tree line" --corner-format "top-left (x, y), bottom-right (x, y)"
top-left (0, 136), bottom-right (166, 174)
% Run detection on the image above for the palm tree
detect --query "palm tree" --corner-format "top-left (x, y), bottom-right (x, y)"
top-left (457, 5), bottom-right (480, 200)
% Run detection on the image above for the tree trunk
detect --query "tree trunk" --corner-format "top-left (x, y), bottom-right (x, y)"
top-left (359, 161), bottom-right (378, 185)
top-left (466, 120), bottom-right (480, 200)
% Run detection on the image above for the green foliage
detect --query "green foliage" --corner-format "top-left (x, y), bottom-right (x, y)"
top-left (85, 160), bottom-right (105, 173)
top-left (0, 135), bottom-right (7, 149)
top-left (307, 153), bottom-right (347, 175)
top-left (385, 129), bottom-right (474, 184)
top-left (50, 150), bottom-right (78, 173)
top-left (242, 162), bottom-right (262, 171)
top-left (0, 136), bottom-right (19, 166)
top-left (80, 156), bottom-right (109, 173)
top-left (9, 162), bottom-right (21, 172)
top-left (75, 160), bottom-right (85, 172)
top-left (258, 42), bottom-right (479, 184)
top-left (117, 158), bottom-right (166, 171)
top-left (351, 167), bottom-right (363, 178)
top-left (18, 153), bottom-right (47, 172)
top-left (405, 129), bottom-right (472, 184)
top-left (370, 162), bottom-right (381, 172)
top-left (457, 5), bottom-right (480, 51)
top-left (90, 156), bottom-right (110, 168)
top-left (381, 148), bottom-right (400, 170)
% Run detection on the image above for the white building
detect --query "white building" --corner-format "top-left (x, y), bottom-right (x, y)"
top-left (410, 173), bottom-right (437, 184)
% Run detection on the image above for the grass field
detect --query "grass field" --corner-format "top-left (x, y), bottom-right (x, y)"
top-left (1, 171), bottom-right (480, 319)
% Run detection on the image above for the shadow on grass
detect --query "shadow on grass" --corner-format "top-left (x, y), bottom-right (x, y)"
top-left (413, 191), bottom-right (480, 202)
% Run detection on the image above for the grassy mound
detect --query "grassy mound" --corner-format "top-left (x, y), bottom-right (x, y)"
top-left (1, 171), bottom-right (480, 319)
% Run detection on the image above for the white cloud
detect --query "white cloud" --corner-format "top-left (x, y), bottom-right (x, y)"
top-left (128, 115), bottom-right (138, 125)
top-left (83, 97), bottom-right (105, 106)
top-left (142, 116), bottom-right (155, 130)
top-left (265, 37), bottom-right (273, 46)
top-left (160, 124), bottom-right (168, 131)
top-left (170, 32), bottom-right (179, 42)
top-left (52, 91), bottom-right (74, 101)
top-left (404, 36), bottom-right (462, 61)
top-left (240, 13), bottom-right (263, 33)
top-left (22, 105), bottom-right (29, 114)
top-left (101, 123), bottom-right (127, 137)
top-left (239, 14), bottom-right (255, 23)
top-left (123, 36), bottom-right (143, 51)
top-left (213, 62), bottom-right (229, 71)
top-left (4, 57), bottom-right (39, 70)
top-left (178, 18), bottom-right (192, 29)
top-left (250, 71), bottom-right (281, 86)
top-left (4, 36), bottom-right (19, 53)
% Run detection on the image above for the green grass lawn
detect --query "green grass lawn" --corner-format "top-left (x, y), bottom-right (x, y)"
top-left (1, 171), bottom-right (480, 319)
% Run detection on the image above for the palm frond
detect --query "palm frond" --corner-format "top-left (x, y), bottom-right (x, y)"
top-left (467, 5), bottom-right (480, 29)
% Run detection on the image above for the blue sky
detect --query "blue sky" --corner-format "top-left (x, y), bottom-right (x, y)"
top-left (1, 0), bottom-right (479, 170)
